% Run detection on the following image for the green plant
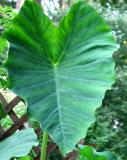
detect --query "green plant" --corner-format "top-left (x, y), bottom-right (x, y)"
top-left (0, 5), bottom-right (16, 35)
top-left (0, 128), bottom-right (38, 160)
top-left (3, 0), bottom-right (116, 159)
top-left (77, 145), bottom-right (117, 160)
top-left (84, 3), bottom-right (127, 160)
top-left (0, 6), bottom-right (16, 88)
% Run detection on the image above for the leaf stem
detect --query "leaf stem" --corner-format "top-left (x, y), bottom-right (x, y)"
top-left (41, 132), bottom-right (48, 160)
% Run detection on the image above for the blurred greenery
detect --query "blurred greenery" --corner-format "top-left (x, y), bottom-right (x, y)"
top-left (77, 145), bottom-right (117, 160)
top-left (0, 5), bottom-right (16, 88)
top-left (93, 0), bottom-right (127, 6)
top-left (0, 5), bottom-right (16, 35)
top-left (0, 0), bottom-right (16, 7)
top-left (85, 2), bottom-right (127, 160)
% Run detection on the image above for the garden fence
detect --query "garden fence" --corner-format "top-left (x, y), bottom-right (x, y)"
top-left (0, 91), bottom-right (78, 160)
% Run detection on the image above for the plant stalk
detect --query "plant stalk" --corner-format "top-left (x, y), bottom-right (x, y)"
top-left (41, 132), bottom-right (48, 160)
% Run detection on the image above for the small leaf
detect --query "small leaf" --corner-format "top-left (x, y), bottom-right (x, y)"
top-left (78, 146), bottom-right (117, 160)
top-left (0, 128), bottom-right (38, 160)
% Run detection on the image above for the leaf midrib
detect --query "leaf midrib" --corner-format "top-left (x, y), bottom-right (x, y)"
top-left (53, 64), bottom-right (66, 148)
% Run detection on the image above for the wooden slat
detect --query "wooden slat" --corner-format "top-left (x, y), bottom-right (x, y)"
top-left (8, 110), bottom-right (19, 123)
top-left (0, 114), bottom-right (28, 140)
top-left (0, 126), bottom-right (5, 136)
top-left (47, 143), bottom-right (57, 154)
top-left (35, 128), bottom-right (42, 136)
top-left (0, 92), bottom-right (8, 106)
top-left (4, 96), bottom-right (22, 113)
top-left (64, 151), bottom-right (78, 160)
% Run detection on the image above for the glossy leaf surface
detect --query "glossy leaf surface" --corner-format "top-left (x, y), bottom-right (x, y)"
top-left (4, 0), bottom-right (116, 154)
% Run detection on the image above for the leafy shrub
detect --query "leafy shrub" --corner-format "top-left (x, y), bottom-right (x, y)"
top-left (0, 5), bottom-right (16, 88)
top-left (85, 3), bottom-right (127, 160)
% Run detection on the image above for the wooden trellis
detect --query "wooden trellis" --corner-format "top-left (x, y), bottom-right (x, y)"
top-left (0, 92), bottom-right (78, 160)
top-left (0, 92), bottom-right (43, 160)
top-left (0, 93), bottom-right (28, 140)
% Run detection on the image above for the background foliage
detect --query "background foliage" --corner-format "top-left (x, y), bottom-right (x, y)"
top-left (85, 2), bottom-right (127, 160)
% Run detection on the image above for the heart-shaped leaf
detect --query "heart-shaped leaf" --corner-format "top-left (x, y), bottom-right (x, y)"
top-left (4, 0), bottom-right (117, 154)
top-left (0, 128), bottom-right (38, 160)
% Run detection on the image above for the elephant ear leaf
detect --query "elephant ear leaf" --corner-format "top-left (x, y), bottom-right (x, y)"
top-left (0, 128), bottom-right (38, 160)
top-left (4, 0), bottom-right (117, 155)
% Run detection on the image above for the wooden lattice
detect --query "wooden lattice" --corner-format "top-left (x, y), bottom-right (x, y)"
top-left (0, 92), bottom-right (28, 140)
top-left (0, 91), bottom-right (79, 160)
top-left (0, 92), bottom-right (43, 160)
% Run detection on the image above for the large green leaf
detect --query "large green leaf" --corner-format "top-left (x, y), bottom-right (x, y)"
top-left (4, 0), bottom-right (116, 154)
top-left (0, 128), bottom-right (38, 160)
top-left (78, 145), bottom-right (117, 160)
